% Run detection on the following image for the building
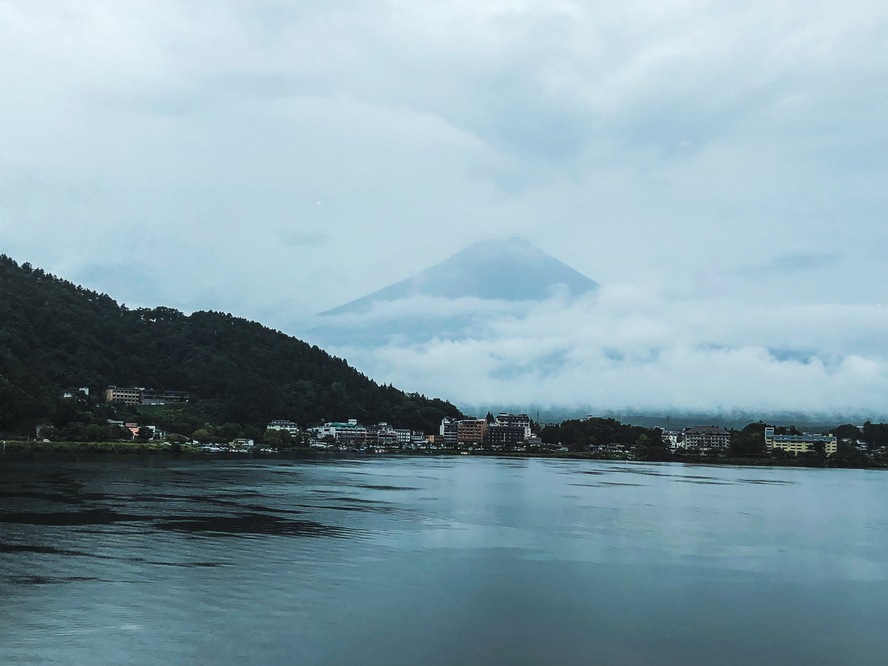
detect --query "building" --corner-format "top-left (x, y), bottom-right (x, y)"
top-left (410, 433), bottom-right (429, 448)
top-left (764, 427), bottom-right (838, 455)
top-left (661, 430), bottom-right (682, 451)
top-left (105, 386), bottom-right (142, 405)
top-left (683, 426), bottom-right (731, 449)
top-left (439, 418), bottom-right (458, 447)
top-left (104, 386), bottom-right (191, 406)
top-left (457, 419), bottom-right (488, 446)
top-left (140, 389), bottom-right (191, 405)
top-left (267, 420), bottom-right (301, 436)
top-left (373, 422), bottom-right (398, 447)
top-left (495, 413), bottom-right (532, 439)
top-left (124, 423), bottom-right (164, 440)
top-left (312, 419), bottom-right (368, 444)
top-left (485, 424), bottom-right (526, 448)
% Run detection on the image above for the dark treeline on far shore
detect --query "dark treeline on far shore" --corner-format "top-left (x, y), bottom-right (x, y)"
top-left (539, 418), bottom-right (888, 468)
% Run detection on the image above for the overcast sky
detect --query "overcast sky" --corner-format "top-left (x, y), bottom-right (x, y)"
top-left (2, 1), bottom-right (887, 415)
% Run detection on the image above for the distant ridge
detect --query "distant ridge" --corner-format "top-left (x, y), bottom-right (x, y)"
top-left (320, 238), bottom-right (598, 316)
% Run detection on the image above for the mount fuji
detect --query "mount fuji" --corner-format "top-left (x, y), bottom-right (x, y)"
top-left (305, 238), bottom-right (599, 347)
top-left (320, 237), bottom-right (598, 316)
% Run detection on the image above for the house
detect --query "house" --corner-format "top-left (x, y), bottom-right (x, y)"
top-left (124, 423), bottom-right (164, 440)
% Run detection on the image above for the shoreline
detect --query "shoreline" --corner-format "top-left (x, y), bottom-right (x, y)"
top-left (2, 441), bottom-right (885, 469)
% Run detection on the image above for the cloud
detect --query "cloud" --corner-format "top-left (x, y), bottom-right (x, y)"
top-left (735, 251), bottom-right (841, 276)
top-left (277, 229), bottom-right (330, 248)
top-left (311, 287), bottom-right (888, 416)
top-left (1, 0), bottom-right (887, 413)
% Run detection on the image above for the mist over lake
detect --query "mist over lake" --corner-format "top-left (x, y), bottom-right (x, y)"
top-left (2, 456), bottom-right (886, 665)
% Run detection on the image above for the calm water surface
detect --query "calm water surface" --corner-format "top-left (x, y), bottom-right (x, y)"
top-left (1, 455), bottom-right (887, 665)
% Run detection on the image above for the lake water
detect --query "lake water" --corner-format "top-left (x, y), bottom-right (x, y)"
top-left (1, 455), bottom-right (887, 665)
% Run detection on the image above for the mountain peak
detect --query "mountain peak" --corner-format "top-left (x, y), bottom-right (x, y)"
top-left (320, 238), bottom-right (598, 315)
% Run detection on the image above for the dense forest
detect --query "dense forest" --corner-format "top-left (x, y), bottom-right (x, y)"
top-left (540, 418), bottom-right (669, 460)
top-left (0, 255), bottom-right (463, 436)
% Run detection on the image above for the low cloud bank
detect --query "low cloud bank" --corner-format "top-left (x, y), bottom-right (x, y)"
top-left (308, 285), bottom-right (888, 417)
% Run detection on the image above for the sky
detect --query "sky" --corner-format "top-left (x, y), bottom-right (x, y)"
top-left (2, 1), bottom-right (887, 416)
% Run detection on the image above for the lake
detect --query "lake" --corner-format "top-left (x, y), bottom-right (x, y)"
top-left (1, 455), bottom-right (887, 665)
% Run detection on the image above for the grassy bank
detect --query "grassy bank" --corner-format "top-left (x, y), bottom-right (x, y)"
top-left (0, 440), bottom-right (199, 454)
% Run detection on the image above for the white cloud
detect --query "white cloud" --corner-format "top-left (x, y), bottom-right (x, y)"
top-left (1, 1), bottom-right (887, 413)
top-left (316, 288), bottom-right (888, 415)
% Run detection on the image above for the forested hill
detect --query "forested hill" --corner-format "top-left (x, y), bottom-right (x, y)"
top-left (0, 255), bottom-right (462, 435)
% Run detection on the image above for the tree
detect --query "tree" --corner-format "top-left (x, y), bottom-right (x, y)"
top-left (833, 423), bottom-right (862, 442)
top-left (262, 428), bottom-right (282, 446)
top-left (192, 428), bottom-right (210, 443)
top-left (540, 424), bottom-right (560, 445)
top-left (828, 442), bottom-right (869, 468)
top-left (109, 424), bottom-right (131, 440)
top-left (862, 421), bottom-right (888, 450)
top-left (217, 422), bottom-right (244, 441)
top-left (635, 433), bottom-right (670, 461)
top-left (84, 423), bottom-right (109, 442)
top-left (730, 422), bottom-right (768, 457)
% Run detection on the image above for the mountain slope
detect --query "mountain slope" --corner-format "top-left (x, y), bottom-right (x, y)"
top-left (0, 255), bottom-right (462, 434)
top-left (320, 237), bottom-right (598, 315)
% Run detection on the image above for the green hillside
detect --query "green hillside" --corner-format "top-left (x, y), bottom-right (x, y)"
top-left (0, 255), bottom-right (462, 436)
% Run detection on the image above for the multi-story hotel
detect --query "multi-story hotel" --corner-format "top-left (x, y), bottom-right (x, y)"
top-left (495, 413), bottom-right (532, 439)
top-left (267, 420), bottom-right (301, 436)
top-left (457, 419), bottom-right (488, 445)
top-left (764, 427), bottom-right (838, 455)
top-left (682, 425), bottom-right (731, 449)
top-left (485, 424), bottom-right (526, 447)
top-left (439, 418), bottom-right (458, 447)
top-left (104, 386), bottom-right (142, 405)
top-left (104, 386), bottom-right (191, 406)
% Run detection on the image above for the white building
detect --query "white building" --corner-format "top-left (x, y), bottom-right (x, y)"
top-left (312, 419), bottom-right (368, 443)
top-left (267, 420), bottom-right (301, 436)
top-left (496, 413), bottom-right (532, 439)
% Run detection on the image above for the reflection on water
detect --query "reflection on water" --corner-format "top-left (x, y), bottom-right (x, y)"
top-left (154, 513), bottom-right (353, 538)
top-left (1, 456), bottom-right (887, 665)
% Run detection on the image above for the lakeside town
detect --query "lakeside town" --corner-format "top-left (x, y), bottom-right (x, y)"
top-left (5, 384), bottom-right (886, 467)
